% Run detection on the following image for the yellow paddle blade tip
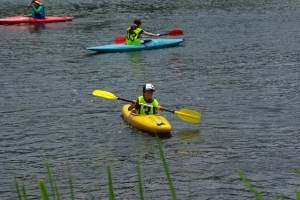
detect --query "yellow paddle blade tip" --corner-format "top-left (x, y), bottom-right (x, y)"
top-left (92, 90), bottom-right (118, 100)
top-left (175, 109), bottom-right (201, 124)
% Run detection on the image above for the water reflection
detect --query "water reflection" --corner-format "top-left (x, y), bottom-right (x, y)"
top-left (147, 132), bottom-right (172, 139)
top-left (0, 22), bottom-right (73, 34)
top-left (126, 51), bottom-right (143, 76)
top-left (29, 24), bottom-right (46, 34)
top-left (176, 129), bottom-right (200, 142)
top-left (176, 129), bottom-right (200, 157)
top-left (0, 23), bottom-right (46, 34)
top-left (168, 53), bottom-right (184, 73)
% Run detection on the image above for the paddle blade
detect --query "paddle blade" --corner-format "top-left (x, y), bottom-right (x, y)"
top-left (167, 29), bottom-right (183, 36)
top-left (174, 109), bottom-right (201, 124)
top-left (92, 90), bottom-right (118, 100)
top-left (114, 37), bottom-right (126, 44)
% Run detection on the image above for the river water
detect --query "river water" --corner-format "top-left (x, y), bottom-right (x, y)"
top-left (1, 0), bottom-right (300, 199)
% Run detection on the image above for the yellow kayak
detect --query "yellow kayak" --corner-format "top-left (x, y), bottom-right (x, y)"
top-left (122, 104), bottom-right (172, 135)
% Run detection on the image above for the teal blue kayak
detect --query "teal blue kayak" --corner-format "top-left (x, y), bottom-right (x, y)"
top-left (86, 38), bottom-right (184, 53)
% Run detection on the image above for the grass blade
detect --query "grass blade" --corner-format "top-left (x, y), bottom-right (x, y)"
top-left (45, 159), bottom-right (56, 200)
top-left (22, 178), bottom-right (28, 200)
top-left (107, 162), bottom-right (114, 200)
top-left (37, 179), bottom-right (50, 200)
top-left (296, 168), bottom-right (300, 200)
top-left (137, 163), bottom-right (144, 200)
top-left (155, 134), bottom-right (177, 200)
top-left (68, 164), bottom-right (75, 200)
top-left (296, 189), bottom-right (300, 200)
top-left (13, 174), bottom-right (22, 200)
top-left (53, 176), bottom-right (61, 200)
top-left (89, 190), bottom-right (94, 200)
top-left (237, 169), bottom-right (263, 200)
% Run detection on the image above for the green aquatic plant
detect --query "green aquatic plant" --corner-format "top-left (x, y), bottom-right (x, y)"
top-left (13, 161), bottom-right (300, 200)
top-left (296, 168), bottom-right (300, 199)
top-left (21, 178), bottom-right (28, 200)
top-left (104, 134), bottom-right (176, 199)
top-left (137, 163), bottom-right (144, 200)
top-left (237, 169), bottom-right (263, 200)
top-left (272, 193), bottom-right (286, 200)
top-left (14, 144), bottom-right (298, 199)
top-left (107, 162), bottom-right (114, 200)
top-left (37, 179), bottom-right (49, 200)
top-left (238, 167), bottom-right (300, 200)
top-left (14, 174), bottom-right (28, 200)
top-left (45, 159), bottom-right (57, 200)
top-left (13, 135), bottom-right (177, 199)
top-left (68, 164), bottom-right (75, 200)
top-left (155, 133), bottom-right (177, 200)
top-left (14, 173), bottom-right (23, 200)
top-left (14, 159), bottom-right (75, 200)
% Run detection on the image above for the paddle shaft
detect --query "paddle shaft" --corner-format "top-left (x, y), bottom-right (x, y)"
top-left (117, 97), bottom-right (157, 108)
top-left (24, 2), bottom-right (33, 15)
top-left (117, 98), bottom-right (200, 123)
top-left (92, 89), bottom-right (201, 123)
top-left (114, 29), bottom-right (183, 44)
top-left (92, 89), bottom-right (175, 114)
top-left (118, 97), bottom-right (132, 104)
top-left (24, 7), bottom-right (30, 15)
top-left (118, 98), bottom-right (174, 113)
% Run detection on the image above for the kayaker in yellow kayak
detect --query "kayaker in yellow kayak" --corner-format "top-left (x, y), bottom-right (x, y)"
top-left (128, 84), bottom-right (162, 115)
top-left (126, 19), bottom-right (160, 45)
top-left (24, 0), bottom-right (45, 19)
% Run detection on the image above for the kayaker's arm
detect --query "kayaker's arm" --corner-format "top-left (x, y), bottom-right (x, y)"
top-left (132, 103), bottom-right (162, 112)
top-left (143, 31), bottom-right (160, 37)
top-left (128, 100), bottom-right (137, 111)
top-left (155, 105), bottom-right (162, 112)
top-left (31, 5), bottom-right (43, 13)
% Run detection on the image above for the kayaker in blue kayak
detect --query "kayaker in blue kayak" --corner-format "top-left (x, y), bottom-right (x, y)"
top-left (126, 19), bottom-right (160, 45)
top-left (128, 84), bottom-right (162, 115)
top-left (24, 0), bottom-right (45, 19)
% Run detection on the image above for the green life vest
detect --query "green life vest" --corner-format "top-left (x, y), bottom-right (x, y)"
top-left (126, 27), bottom-right (143, 45)
top-left (137, 96), bottom-right (159, 115)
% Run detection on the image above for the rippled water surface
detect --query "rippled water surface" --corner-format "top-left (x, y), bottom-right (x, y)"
top-left (1, 0), bottom-right (300, 199)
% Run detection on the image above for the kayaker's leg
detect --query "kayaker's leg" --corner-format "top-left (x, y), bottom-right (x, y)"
top-left (141, 40), bottom-right (151, 44)
top-left (130, 109), bottom-right (137, 114)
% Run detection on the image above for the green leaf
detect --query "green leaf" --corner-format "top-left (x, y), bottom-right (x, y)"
top-left (107, 162), bottom-right (114, 200)
top-left (38, 179), bottom-right (50, 200)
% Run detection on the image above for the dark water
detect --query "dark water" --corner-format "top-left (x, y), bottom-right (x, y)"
top-left (1, 0), bottom-right (300, 199)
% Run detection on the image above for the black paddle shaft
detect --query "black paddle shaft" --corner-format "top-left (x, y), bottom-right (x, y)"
top-left (161, 108), bottom-right (175, 114)
top-left (117, 97), bottom-right (175, 114)
top-left (117, 97), bottom-right (133, 103)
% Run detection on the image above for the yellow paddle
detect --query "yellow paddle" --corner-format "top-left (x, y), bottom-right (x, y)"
top-left (92, 90), bottom-right (201, 124)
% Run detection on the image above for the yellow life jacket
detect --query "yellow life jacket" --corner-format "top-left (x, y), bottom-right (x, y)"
top-left (137, 96), bottom-right (159, 115)
top-left (126, 27), bottom-right (143, 45)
